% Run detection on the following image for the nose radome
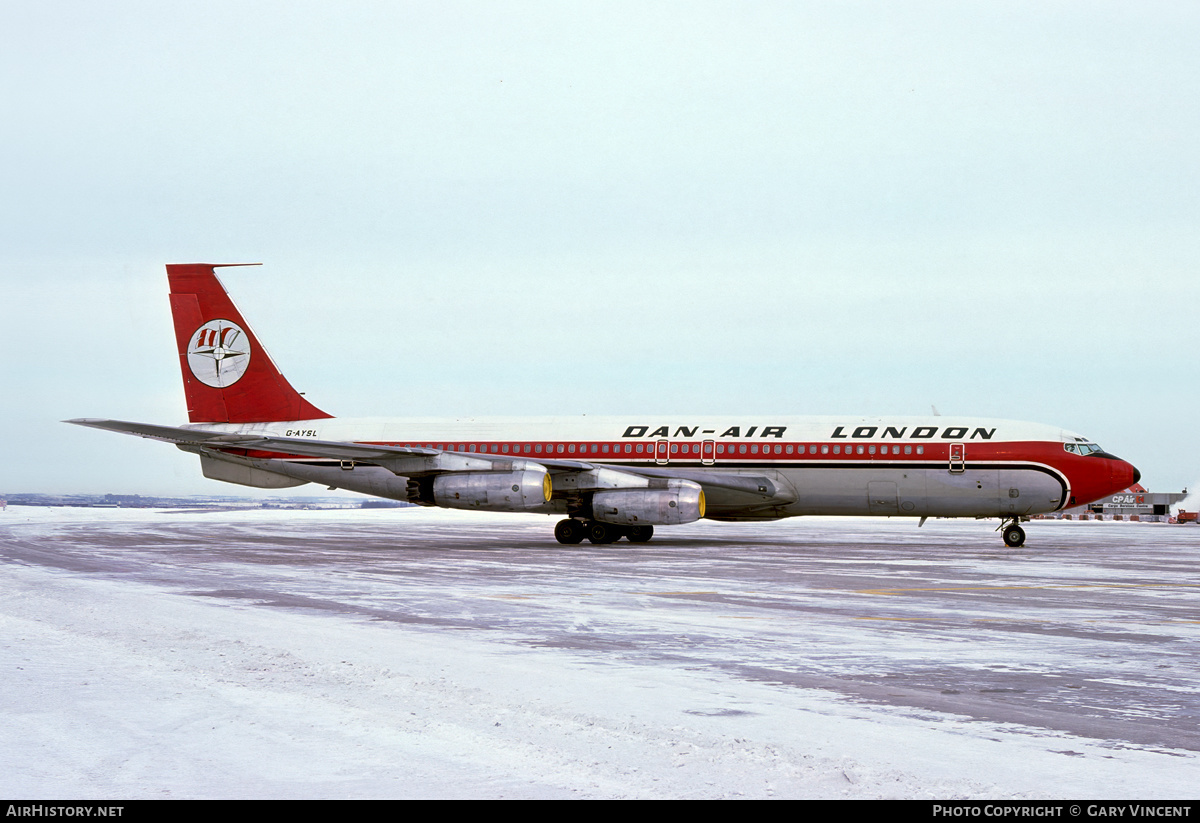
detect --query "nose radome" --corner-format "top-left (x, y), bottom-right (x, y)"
top-left (1108, 458), bottom-right (1140, 493)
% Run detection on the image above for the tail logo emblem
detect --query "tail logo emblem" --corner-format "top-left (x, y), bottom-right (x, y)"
top-left (187, 320), bottom-right (251, 388)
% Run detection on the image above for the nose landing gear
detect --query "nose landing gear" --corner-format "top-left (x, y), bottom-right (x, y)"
top-left (1000, 519), bottom-right (1027, 547)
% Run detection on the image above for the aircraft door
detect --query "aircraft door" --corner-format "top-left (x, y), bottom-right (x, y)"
top-left (949, 442), bottom-right (965, 473)
top-left (655, 439), bottom-right (669, 465)
top-left (701, 439), bottom-right (715, 465)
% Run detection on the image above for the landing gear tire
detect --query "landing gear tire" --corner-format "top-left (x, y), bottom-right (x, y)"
top-left (1002, 523), bottom-right (1026, 548)
top-left (626, 525), bottom-right (654, 543)
top-left (586, 521), bottom-right (622, 544)
top-left (554, 519), bottom-right (585, 545)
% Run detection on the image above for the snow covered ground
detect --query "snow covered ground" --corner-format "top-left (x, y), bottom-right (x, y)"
top-left (1, 507), bottom-right (1197, 799)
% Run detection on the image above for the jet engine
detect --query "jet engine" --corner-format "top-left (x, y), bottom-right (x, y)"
top-left (591, 481), bottom-right (705, 526)
top-left (431, 468), bottom-right (551, 512)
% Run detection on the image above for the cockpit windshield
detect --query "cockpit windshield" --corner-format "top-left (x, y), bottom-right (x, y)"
top-left (1064, 442), bottom-right (1104, 456)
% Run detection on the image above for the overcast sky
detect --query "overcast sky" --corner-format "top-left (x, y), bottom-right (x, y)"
top-left (2, 1), bottom-right (1197, 496)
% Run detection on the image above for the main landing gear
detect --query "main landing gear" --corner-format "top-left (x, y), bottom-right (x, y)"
top-left (1000, 519), bottom-right (1027, 548)
top-left (554, 519), bottom-right (654, 545)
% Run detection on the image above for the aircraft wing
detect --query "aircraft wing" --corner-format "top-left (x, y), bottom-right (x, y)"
top-left (65, 418), bottom-right (794, 506)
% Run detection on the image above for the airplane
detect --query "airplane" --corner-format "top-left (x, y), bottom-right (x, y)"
top-left (68, 263), bottom-right (1141, 548)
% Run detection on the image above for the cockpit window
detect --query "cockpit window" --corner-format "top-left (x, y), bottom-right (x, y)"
top-left (1065, 442), bottom-right (1104, 456)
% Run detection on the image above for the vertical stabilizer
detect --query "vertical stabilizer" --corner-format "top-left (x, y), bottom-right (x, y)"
top-left (167, 263), bottom-right (333, 423)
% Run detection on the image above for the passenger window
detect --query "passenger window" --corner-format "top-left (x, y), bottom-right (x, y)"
top-left (821, 445), bottom-right (829, 454)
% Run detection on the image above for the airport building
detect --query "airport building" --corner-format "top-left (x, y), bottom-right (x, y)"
top-left (1054, 485), bottom-right (1189, 521)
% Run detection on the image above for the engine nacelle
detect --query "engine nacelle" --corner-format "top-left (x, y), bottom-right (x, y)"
top-left (432, 469), bottom-right (551, 512)
top-left (592, 482), bottom-right (705, 526)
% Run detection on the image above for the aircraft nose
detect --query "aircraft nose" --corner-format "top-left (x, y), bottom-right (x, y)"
top-left (1116, 459), bottom-right (1140, 489)
top-left (1107, 457), bottom-right (1139, 491)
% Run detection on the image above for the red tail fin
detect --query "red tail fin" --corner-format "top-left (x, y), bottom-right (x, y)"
top-left (168, 263), bottom-right (333, 423)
